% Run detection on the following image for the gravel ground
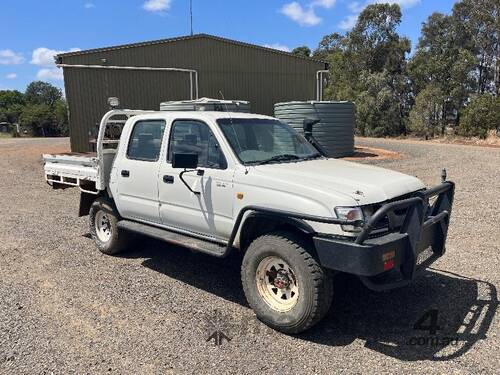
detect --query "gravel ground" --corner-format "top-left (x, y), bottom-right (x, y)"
top-left (0, 137), bottom-right (498, 374)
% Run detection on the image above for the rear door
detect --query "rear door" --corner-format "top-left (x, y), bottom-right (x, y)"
top-left (158, 119), bottom-right (235, 240)
top-left (113, 118), bottom-right (166, 224)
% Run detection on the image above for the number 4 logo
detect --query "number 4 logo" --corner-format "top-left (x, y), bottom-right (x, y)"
top-left (413, 309), bottom-right (441, 335)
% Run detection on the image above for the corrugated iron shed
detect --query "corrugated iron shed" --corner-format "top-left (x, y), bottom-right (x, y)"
top-left (58, 34), bottom-right (327, 152)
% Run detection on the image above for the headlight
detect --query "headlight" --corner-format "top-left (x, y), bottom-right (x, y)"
top-left (334, 206), bottom-right (364, 233)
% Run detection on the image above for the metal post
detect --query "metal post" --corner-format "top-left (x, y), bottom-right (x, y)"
top-left (57, 64), bottom-right (199, 100)
top-left (189, 71), bottom-right (193, 100)
top-left (316, 70), bottom-right (329, 101)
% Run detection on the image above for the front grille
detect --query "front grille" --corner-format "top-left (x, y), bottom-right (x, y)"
top-left (365, 192), bottom-right (417, 237)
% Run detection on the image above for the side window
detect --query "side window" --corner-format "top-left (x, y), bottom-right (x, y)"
top-left (127, 120), bottom-right (166, 161)
top-left (168, 120), bottom-right (227, 169)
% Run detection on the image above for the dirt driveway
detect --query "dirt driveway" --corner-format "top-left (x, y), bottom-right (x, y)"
top-left (1, 137), bottom-right (498, 374)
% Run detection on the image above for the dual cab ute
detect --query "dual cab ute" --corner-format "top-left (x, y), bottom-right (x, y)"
top-left (43, 109), bottom-right (454, 333)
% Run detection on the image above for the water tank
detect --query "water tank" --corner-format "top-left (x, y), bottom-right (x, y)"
top-left (160, 97), bottom-right (251, 113)
top-left (274, 101), bottom-right (355, 157)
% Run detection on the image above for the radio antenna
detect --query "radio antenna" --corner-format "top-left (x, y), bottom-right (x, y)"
top-left (190, 0), bottom-right (193, 36)
top-left (218, 90), bottom-right (232, 115)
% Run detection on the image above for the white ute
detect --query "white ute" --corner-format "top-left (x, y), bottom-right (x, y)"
top-left (43, 109), bottom-right (455, 333)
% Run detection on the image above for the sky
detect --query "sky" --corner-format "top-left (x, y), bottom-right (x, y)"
top-left (1, 0), bottom-right (456, 92)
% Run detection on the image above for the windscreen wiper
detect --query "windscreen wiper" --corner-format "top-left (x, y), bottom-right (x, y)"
top-left (256, 154), bottom-right (301, 165)
top-left (301, 153), bottom-right (323, 161)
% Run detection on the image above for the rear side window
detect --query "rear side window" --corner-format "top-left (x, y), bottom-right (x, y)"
top-left (127, 120), bottom-right (166, 161)
top-left (168, 120), bottom-right (227, 169)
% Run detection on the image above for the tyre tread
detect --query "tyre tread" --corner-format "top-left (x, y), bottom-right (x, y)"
top-left (89, 197), bottom-right (128, 255)
top-left (242, 230), bottom-right (333, 334)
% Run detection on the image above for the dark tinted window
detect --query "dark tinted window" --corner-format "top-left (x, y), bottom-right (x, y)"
top-left (168, 120), bottom-right (226, 169)
top-left (127, 120), bottom-right (166, 161)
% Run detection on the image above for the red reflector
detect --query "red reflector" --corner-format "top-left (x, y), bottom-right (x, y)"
top-left (384, 259), bottom-right (395, 271)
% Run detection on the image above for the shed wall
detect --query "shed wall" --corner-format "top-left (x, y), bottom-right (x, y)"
top-left (61, 36), bottom-right (325, 152)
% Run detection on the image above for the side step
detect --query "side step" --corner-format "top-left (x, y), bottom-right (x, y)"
top-left (117, 220), bottom-right (229, 258)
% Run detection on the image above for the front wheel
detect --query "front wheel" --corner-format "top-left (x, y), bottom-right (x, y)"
top-left (89, 197), bottom-right (128, 255)
top-left (241, 230), bottom-right (333, 334)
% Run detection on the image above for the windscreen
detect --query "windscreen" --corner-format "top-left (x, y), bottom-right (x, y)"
top-left (217, 118), bottom-right (319, 165)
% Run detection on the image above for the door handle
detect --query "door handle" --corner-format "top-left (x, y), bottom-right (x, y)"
top-left (163, 175), bottom-right (174, 184)
top-left (121, 170), bottom-right (130, 177)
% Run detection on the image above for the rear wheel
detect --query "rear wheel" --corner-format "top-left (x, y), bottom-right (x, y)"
top-left (89, 197), bottom-right (128, 255)
top-left (241, 230), bottom-right (333, 334)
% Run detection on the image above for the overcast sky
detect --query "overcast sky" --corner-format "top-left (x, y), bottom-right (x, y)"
top-left (1, 0), bottom-right (455, 92)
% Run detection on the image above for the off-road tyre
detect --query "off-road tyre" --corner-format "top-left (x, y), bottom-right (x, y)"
top-left (241, 230), bottom-right (333, 334)
top-left (89, 197), bottom-right (128, 255)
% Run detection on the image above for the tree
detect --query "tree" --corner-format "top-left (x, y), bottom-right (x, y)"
top-left (0, 104), bottom-right (24, 124)
top-left (313, 33), bottom-right (345, 60)
top-left (291, 46), bottom-right (311, 58)
top-left (348, 3), bottom-right (410, 74)
top-left (313, 0), bottom-right (497, 139)
top-left (356, 71), bottom-right (404, 137)
top-left (19, 103), bottom-right (55, 136)
top-left (322, 3), bottom-right (411, 136)
top-left (409, 85), bottom-right (445, 139)
top-left (0, 90), bottom-right (25, 109)
top-left (458, 94), bottom-right (500, 138)
top-left (408, 10), bottom-right (478, 130)
top-left (25, 81), bottom-right (62, 107)
top-left (408, 13), bottom-right (457, 94)
top-left (0, 90), bottom-right (25, 124)
top-left (409, 0), bottom-right (499, 133)
top-left (53, 99), bottom-right (69, 136)
top-left (0, 83), bottom-right (67, 137)
top-left (452, 0), bottom-right (499, 95)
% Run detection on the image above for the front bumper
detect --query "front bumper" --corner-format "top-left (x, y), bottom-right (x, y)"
top-left (313, 182), bottom-right (455, 291)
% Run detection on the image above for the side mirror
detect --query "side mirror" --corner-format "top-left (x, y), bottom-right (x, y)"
top-left (172, 153), bottom-right (198, 169)
top-left (303, 118), bottom-right (321, 134)
top-left (302, 118), bottom-right (327, 157)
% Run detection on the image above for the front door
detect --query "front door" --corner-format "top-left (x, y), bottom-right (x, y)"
top-left (114, 119), bottom-right (166, 224)
top-left (158, 119), bottom-right (234, 240)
